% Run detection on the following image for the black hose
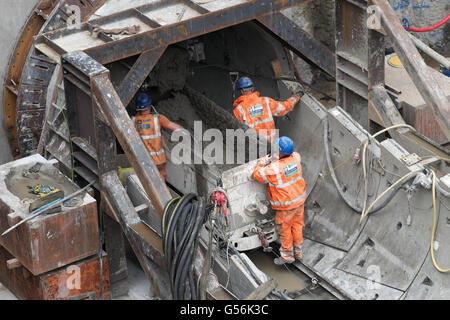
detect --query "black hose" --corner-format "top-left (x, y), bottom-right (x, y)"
top-left (173, 202), bottom-right (198, 298)
top-left (323, 116), bottom-right (418, 215)
top-left (162, 194), bottom-right (206, 300)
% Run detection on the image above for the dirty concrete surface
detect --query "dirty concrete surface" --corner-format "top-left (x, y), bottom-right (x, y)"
top-left (0, 283), bottom-right (16, 300)
top-left (246, 250), bottom-right (335, 300)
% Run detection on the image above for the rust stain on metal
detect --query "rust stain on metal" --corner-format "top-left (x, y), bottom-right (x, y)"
top-left (3, 0), bottom-right (108, 158)
top-left (0, 198), bottom-right (100, 275)
top-left (37, 0), bottom-right (59, 14)
top-left (3, 12), bottom-right (46, 158)
top-left (0, 246), bottom-right (110, 300)
top-left (274, 0), bottom-right (290, 6)
top-left (177, 24), bottom-right (189, 37)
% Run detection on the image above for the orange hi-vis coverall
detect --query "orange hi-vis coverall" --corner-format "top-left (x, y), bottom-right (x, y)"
top-left (253, 152), bottom-right (306, 262)
top-left (233, 92), bottom-right (300, 141)
top-left (135, 113), bottom-right (171, 179)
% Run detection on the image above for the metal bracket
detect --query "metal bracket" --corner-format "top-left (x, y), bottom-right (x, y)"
top-left (367, 5), bottom-right (386, 35)
top-left (400, 153), bottom-right (421, 166)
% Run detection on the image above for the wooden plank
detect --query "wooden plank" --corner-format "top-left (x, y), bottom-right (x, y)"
top-left (29, 189), bottom-right (65, 212)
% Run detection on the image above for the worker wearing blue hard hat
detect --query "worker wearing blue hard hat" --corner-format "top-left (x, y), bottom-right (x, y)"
top-left (135, 93), bottom-right (182, 180)
top-left (233, 77), bottom-right (304, 142)
top-left (253, 136), bottom-right (306, 265)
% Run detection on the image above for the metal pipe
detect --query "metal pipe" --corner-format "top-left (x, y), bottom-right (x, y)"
top-left (409, 33), bottom-right (450, 70)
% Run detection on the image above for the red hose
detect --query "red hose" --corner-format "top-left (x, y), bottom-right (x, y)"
top-left (404, 14), bottom-right (450, 32)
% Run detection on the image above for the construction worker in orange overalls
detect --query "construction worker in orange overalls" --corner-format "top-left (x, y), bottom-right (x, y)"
top-left (253, 136), bottom-right (306, 265)
top-left (135, 93), bottom-right (182, 180)
top-left (233, 77), bottom-right (303, 142)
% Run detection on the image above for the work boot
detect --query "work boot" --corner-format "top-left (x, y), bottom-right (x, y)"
top-left (294, 244), bottom-right (303, 261)
top-left (273, 257), bottom-right (294, 265)
top-left (294, 249), bottom-right (303, 261)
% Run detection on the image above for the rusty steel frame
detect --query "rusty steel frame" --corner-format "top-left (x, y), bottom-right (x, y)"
top-left (257, 11), bottom-right (336, 76)
top-left (91, 74), bottom-right (172, 217)
top-left (371, 0), bottom-right (450, 142)
top-left (60, 50), bottom-right (172, 297)
top-left (2, 1), bottom-right (51, 158)
top-left (116, 47), bottom-right (167, 107)
top-left (36, 0), bottom-right (311, 64)
top-left (334, 0), bottom-right (449, 155)
top-left (2, 0), bottom-right (107, 158)
top-left (48, 1), bottom-right (320, 299)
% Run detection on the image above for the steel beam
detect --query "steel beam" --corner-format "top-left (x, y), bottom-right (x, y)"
top-left (100, 173), bottom-right (170, 298)
top-left (39, 0), bottom-right (310, 64)
top-left (372, 0), bottom-right (450, 141)
top-left (335, 0), bottom-right (372, 129)
top-left (117, 47), bottom-right (167, 107)
top-left (369, 84), bottom-right (406, 139)
top-left (180, 0), bottom-right (210, 14)
top-left (92, 86), bottom-right (170, 298)
top-left (257, 12), bottom-right (335, 76)
top-left (90, 72), bottom-right (172, 217)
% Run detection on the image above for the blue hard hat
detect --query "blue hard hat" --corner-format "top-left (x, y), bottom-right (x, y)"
top-left (136, 93), bottom-right (152, 110)
top-left (275, 136), bottom-right (294, 156)
top-left (237, 77), bottom-right (254, 90)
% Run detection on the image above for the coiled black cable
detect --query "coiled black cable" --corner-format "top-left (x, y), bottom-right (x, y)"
top-left (162, 194), bottom-right (206, 300)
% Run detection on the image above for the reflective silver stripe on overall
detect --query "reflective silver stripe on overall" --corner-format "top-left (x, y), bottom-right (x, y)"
top-left (270, 192), bottom-right (306, 207)
top-left (272, 163), bottom-right (283, 186)
top-left (248, 118), bottom-right (274, 128)
top-left (273, 103), bottom-right (283, 116)
top-left (260, 167), bottom-right (270, 185)
top-left (237, 105), bottom-right (246, 123)
top-left (149, 149), bottom-right (165, 156)
top-left (280, 248), bottom-right (294, 258)
top-left (275, 174), bottom-right (304, 189)
top-left (262, 168), bottom-right (303, 189)
top-left (141, 116), bottom-right (161, 140)
top-left (141, 133), bottom-right (161, 139)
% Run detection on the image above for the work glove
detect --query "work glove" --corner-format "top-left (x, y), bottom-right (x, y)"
top-left (257, 155), bottom-right (272, 166)
top-left (295, 89), bottom-right (305, 98)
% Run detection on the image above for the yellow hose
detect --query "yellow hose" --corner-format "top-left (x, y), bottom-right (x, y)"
top-left (430, 170), bottom-right (450, 273)
top-left (355, 124), bottom-right (449, 272)
top-left (360, 124), bottom-right (416, 222)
